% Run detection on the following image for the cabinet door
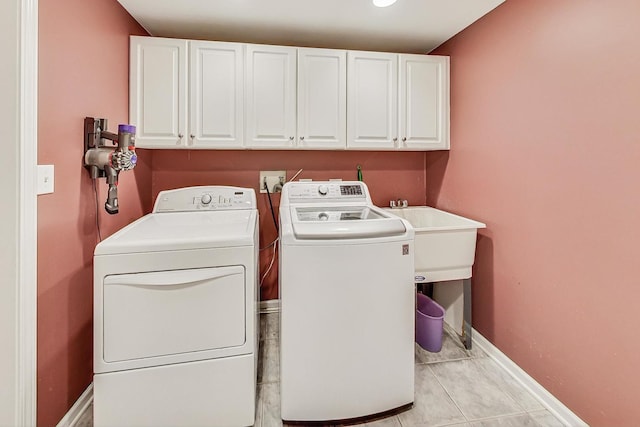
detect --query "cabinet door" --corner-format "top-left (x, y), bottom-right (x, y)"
top-left (130, 36), bottom-right (188, 148)
top-left (297, 48), bottom-right (346, 149)
top-left (189, 42), bottom-right (244, 148)
top-left (245, 45), bottom-right (297, 148)
top-left (398, 55), bottom-right (449, 150)
top-left (347, 51), bottom-right (398, 149)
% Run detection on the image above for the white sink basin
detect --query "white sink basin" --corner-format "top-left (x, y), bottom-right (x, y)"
top-left (386, 207), bottom-right (486, 282)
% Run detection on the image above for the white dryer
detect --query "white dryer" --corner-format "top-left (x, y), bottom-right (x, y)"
top-left (279, 181), bottom-right (415, 423)
top-left (93, 186), bottom-right (258, 427)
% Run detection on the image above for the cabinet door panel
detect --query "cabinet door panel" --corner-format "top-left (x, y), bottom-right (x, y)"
top-left (246, 45), bottom-right (297, 148)
top-left (347, 52), bottom-right (398, 149)
top-left (190, 42), bottom-right (243, 148)
top-left (130, 37), bottom-right (187, 148)
top-left (399, 55), bottom-right (449, 150)
top-left (297, 49), bottom-right (346, 149)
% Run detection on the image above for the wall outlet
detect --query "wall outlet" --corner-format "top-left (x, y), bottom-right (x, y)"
top-left (259, 170), bottom-right (286, 193)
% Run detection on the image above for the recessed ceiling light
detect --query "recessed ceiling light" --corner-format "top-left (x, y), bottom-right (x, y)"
top-left (373, 0), bottom-right (397, 7)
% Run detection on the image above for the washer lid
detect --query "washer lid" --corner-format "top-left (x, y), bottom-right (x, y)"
top-left (290, 206), bottom-right (407, 239)
top-left (94, 210), bottom-right (257, 255)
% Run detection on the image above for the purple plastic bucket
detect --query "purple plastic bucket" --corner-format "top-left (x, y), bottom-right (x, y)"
top-left (416, 293), bottom-right (445, 352)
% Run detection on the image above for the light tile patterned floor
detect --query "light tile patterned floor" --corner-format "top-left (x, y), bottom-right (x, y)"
top-left (256, 312), bottom-right (566, 427)
top-left (79, 312), bottom-right (566, 427)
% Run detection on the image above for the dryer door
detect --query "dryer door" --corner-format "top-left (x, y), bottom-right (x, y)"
top-left (102, 266), bottom-right (245, 363)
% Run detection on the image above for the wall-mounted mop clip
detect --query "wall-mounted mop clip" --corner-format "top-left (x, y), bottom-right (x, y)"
top-left (83, 117), bottom-right (137, 215)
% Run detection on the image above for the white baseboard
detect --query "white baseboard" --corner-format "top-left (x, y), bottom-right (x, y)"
top-left (56, 383), bottom-right (93, 427)
top-left (259, 298), bottom-right (280, 313)
top-left (472, 329), bottom-right (588, 426)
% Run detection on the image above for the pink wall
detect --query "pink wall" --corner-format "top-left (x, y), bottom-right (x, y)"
top-left (152, 150), bottom-right (426, 299)
top-left (429, 0), bottom-right (640, 424)
top-left (37, 0), bottom-right (148, 425)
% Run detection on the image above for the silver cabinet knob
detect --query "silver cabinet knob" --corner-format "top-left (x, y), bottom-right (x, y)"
top-left (190, 134), bottom-right (195, 139)
top-left (300, 136), bottom-right (305, 141)
top-left (402, 137), bottom-right (407, 142)
top-left (178, 133), bottom-right (183, 139)
top-left (393, 138), bottom-right (398, 142)
top-left (289, 136), bottom-right (294, 141)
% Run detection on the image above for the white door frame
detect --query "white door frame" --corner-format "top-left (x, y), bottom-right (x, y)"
top-left (17, 0), bottom-right (38, 424)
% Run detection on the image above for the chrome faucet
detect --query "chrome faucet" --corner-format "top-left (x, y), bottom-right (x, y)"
top-left (390, 199), bottom-right (408, 208)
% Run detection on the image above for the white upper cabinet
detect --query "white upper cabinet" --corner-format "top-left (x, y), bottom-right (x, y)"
top-left (398, 54), bottom-right (449, 150)
top-left (297, 48), bottom-right (346, 149)
top-left (131, 36), bottom-right (449, 151)
top-left (245, 45), bottom-right (297, 148)
top-left (130, 37), bottom-right (244, 149)
top-left (130, 36), bottom-right (187, 148)
top-left (246, 46), bottom-right (346, 149)
top-left (347, 52), bottom-right (450, 150)
top-left (347, 51), bottom-right (398, 149)
top-left (189, 41), bottom-right (244, 148)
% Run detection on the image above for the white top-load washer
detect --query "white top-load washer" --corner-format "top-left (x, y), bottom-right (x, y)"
top-left (93, 186), bottom-right (258, 427)
top-left (279, 181), bottom-right (415, 423)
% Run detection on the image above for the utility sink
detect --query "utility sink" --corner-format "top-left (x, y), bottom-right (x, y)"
top-left (387, 207), bottom-right (486, 282)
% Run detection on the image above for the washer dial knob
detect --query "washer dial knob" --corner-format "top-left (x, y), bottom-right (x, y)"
top-left (318, 185), bottom-right (328, 196)
top-left (201, 194), bottom-right (212, 205)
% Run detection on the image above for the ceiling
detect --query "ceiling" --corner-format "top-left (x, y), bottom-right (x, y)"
top-left (117, 0), bottom-right (505, 53)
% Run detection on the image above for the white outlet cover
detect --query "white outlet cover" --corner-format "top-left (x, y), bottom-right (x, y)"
top-left (259, 170), bottom-right (286, 193)
top-left (37, 164), bottom-right (54, 195)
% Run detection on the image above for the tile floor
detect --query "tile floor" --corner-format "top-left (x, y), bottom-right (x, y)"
top-left (78, 312), bottom-right (566, 427)
top-left (256, 312), bottom-right (566, 427)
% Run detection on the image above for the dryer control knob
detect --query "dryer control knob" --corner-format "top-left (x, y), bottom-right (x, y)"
top-left (318, 185), bottom-right (328, 196)
top-left (201, 194), bottom-right (212, 205)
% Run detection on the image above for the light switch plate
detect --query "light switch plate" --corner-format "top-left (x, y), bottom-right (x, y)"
top-left (37, 164), bottom-right (54, 195)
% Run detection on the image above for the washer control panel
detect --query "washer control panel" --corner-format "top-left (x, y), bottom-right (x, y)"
top-left (284, 181), bottom-right (368, 202)
top-left (153, 186), bottom-right (257, 212)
